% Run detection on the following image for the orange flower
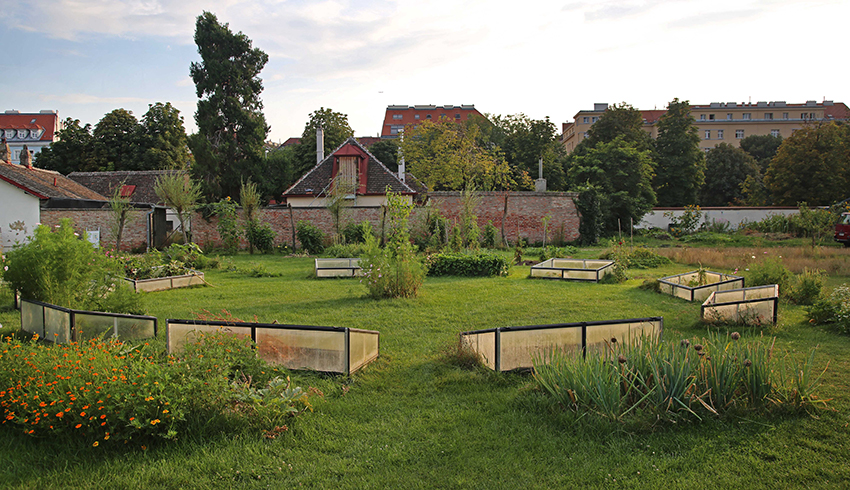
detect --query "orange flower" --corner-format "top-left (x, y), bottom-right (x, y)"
top-left (55, 412), bottom-right (63, 418)
top-left (75, 423), bottom-right (82, 429)
top-left (151, 419), bottom-right (160, 425)
top-left (92, 441), bottom-right (99, 447)
top-left (129, 417), bottom-right (135, 421)
top-left (99, 414), bottom-right (106, 419)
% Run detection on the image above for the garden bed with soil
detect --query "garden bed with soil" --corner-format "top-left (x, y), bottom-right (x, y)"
top-left (124, 271), bottom-right (205, 292)
top-left (20, 299), bottom-right (158, 343)
top-left (529, 258), bottom-right (615, 282)
top-left (658, 270), bottom-right (744, 301)
top-left (701, 284), bottom-right (779, 325)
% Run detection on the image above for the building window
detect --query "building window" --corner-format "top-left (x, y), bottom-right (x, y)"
top-left (582, 117), bottom-right (590, 123)
top-left (455, 114), bottom-right (461, 119)
top-left (392, 114), bottom-right (403, 120)
top-left (717, 129), bottom-right (724, 139)
top-left (709, 114), bottom-right (715, 120)
top-left (726, 113), bottom-right (733, 120)
top-left (736, 129), bottom-right (744, 139)
top-left (764, 113), bottom-right (773, 120)
top-left (782, 112), bottom-right (788, 119)
top-left (592, 117), bottom-right (599, 123)
top-left (414, 114), bottom-right (420, 119)
top-left (426, 114), bottom-right (432, 120)
top-left (700, 114), bottom-right (706, 120)
top-left (742, 113), bottom-right (751, 120)
top-left (704, 130), bottom-right (711, 139)
top-left (771, 129), bottom-right (780, 138)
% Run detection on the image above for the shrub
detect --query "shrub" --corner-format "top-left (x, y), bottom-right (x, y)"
top-left (211, 197), bottom-right (240, 252)
top-left (640, 227), bottom-right (673, 240)
top-left (246, 222), bottom-right (276, 253)
top-left (787, 269), bottom-right (826, 305)
top-left (538, 245), bottom-right (579, 262)
top-left (679, 232), bottom-right (733, 243)
top-left (746, 257), bottom-right (793, 292)
top-left (808, 284), bottom-right (850, 334)
top-left (426, 252), bottom-right (510, 277)
top-left (295, 221), bottom-right (325, 255)
top-left (359, 190), bottom-right (426, 299)
top-left (4, 220), bottom-right (141, 313)
top-left (342, 221), bottom-right (373, 244)
top-left (323, 243), bottom-right (366, 258)
top-left (482, 221), bottom-right (499, 249)
top-left (599, 243), bottom-right (669, 270)
top-left (666, 205), bottom-right (703, 236)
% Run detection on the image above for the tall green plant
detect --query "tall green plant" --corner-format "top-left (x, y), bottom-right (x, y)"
top-left (241, 180), bottom-right (262, 254)
top-left (154, 172), bottom-right (201, 244)
top-left (108, 183), bottom-right (134, 251)
top-left (211, 196), bottom-right (240, 252)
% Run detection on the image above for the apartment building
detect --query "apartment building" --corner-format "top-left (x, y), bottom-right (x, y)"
top-left (0, 110), bottom-right (62, 164)
top-left (381, 104), bottom-right (483, 138)
top-left (561, 100), bottom-right (849, 154)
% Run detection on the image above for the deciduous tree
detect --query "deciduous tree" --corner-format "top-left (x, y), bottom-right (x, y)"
top-left (740, 134), bottom-right (782, 172)
top-left (138, 102), bottom-right (191, 170)
top-left (92, 109), bottom-right (141, 172)
top-left (700, 143), bottom-right (759, 206)
top-left (653, 98), bottom-right (704, 206)
top-left (493, 114), bottom-right (567, 190)
top-left (35, 118), bottom-right (96, 174)
top-left (292, 108), bottom-right (354, 179)
top-left (190, 11), bottom-right (269, 201)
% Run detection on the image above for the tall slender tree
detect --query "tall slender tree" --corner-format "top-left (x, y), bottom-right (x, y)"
top-left (190, 11), bottom-right (269, 201)
top-left (653, 98), bottom-right (704, 206)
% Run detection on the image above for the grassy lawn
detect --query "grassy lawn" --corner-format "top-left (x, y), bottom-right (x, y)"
top-left (1, 248), bottom-right (849, 489)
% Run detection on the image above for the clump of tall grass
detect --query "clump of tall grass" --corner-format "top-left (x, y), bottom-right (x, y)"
top-left (656, 246), bottom-right (850, 276)
top-left (533, 331), bottom-right (828, 422)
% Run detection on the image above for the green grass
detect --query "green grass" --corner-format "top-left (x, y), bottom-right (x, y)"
top-left (1, 252), bottom-right (849, 489)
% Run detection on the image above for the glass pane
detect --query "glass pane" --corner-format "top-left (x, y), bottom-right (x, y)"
top-left (585, 320), bottom-right (661, 355)
top-left (44, 306), bottom-right (71, 344)
top-left (349, 330), bottom-right (380, 373)
top-left (500, 327), bottom-right (582, 371)
top-left (462, 331), bottom-right (496, 370)
top-left (115, 316), bottom-right (156, 340)
top-left (256, 327), bottom-right (346, 373)
top-left (74, 313), bottom-right (115, 340)
top-left (167, 323), bottom-right (252, 354)
top-left (530, 269), bottom-right (561, 279)
top-left (20, 301), bottom-right (44, 337)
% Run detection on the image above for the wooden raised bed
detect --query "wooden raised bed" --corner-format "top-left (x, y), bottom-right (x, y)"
top-left (125, 271), bottom-right (205, 293)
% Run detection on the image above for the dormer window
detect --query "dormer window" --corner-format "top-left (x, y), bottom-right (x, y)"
top-left (331, 142), bottom-right (369, 196)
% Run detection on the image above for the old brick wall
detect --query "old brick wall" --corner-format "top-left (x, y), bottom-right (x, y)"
top-left (40, 192), bottom-right (580, 251)
top-left (40, 208), bottom-right (150, 251)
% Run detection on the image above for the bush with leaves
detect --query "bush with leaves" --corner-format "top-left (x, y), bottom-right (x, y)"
top-left (3, 220), bottom-right (141, 313)
top-left (245, 222), bottom-right (276, 253)
top-left (211, 196), bottom-right (240, 252)
top-left (342, 221), bottom-right (374, 244)
top-left (808, 284), bottom-right (850, 334)
top-left (426, 252), bottom-right (510, 277)
top-left (482, 221), bottom-right (499, 249)
top-left (295, 221), bottom-right (325, 255)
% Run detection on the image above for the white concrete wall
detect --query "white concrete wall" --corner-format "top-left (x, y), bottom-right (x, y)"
top-left (286, 194), bottom-right (412, 208)
top-left (637, 207), bottom-right (800, 230)
top-left (0, 179), bottom-right (41, 252)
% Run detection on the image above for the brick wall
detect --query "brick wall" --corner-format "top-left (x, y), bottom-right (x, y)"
top-left (41, 207), bottom-right (150, 251)
top-left (41, 191), bottom-right (580, 251)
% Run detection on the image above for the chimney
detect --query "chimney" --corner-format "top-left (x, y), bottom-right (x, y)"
top-left (21, 144), bottom-right (33, 169)
top-left (398, 129), bottom-right (405, 183)
top-left (316, 125), bottom-right (324, 164)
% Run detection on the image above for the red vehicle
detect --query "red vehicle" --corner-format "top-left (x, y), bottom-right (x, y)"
top-left (836, 212), bottom-right (850, 247)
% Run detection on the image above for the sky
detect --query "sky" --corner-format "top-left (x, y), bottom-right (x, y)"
top-left (1, 0), bottom-right (848, 143)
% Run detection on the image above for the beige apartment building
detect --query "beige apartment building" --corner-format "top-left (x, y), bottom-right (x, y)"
top-left (561, 100), bottom-right (849, 154)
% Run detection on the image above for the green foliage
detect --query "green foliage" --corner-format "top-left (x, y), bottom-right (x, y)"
top-left (700, 143), bottom-right (759, 206)
top-left (400, 118), bottom-right (522, 191)
top-left (322, 243), bottom-right (366, 258)
top-left (366, 139), bottom-right (399, 171)
top-left (787, 269), bottom-right (826, 306)
top-left (91, 109), bottom-right (140, 172)
top-left (491, 113), bottom-right (568, 191)
top-left (746, 257), bottom-right (794, 292)
top-left (665, 204), bottom-right (703, 236)
top-left (360, 190), bottom-right (426, 299)
top-left (240, 180), bottom-right (274, 254)
top-left (580, 102), bottom-right (653, 151)
top-left (137, 102), bottom-right (191, 170)
top-left (295, 221), bottom-right (325, 255)
top-left (34, 118), bottom-right (96, 174)
top-left (740, 134), bottom-right (783, 172)
top-left (3, 220), bottom-right (141, 313)
top-left (482, 221), bottom-right (499, 249)
top-left (765, 122), bottom-right (850, 206)
top-left (107, 183), bottom-right (134, 251)
top-left (678, 232), bottom-right (733, 244)
top-left (654, 99), bottom-right (705, 206)
top-left (342, 221), bottom-right (374, 244)
top-left (154, 173), bottom-right (201, 244)
top-left (575, 183), bottom-right (603, 245)
top-left (567, 136), bottom-right (657, 235)
top-left (292, 108), bottom-right (354, 179)
top-left (245, 222), bottom-right (275, 253)
top-left (190, 11), bottom-right (270, 201)
top-left (808, 284), bottom-right (850, 333)
top-left (260, 145), bottom-right (297, 201)
top-left (533, 332), bottom-right (826, 421)
top-left (425, 252), bottom-right (510, 277)
top-left (211, 197), bottom-right (240, 252)
top-left (538, 245), bottom-right (579, 262)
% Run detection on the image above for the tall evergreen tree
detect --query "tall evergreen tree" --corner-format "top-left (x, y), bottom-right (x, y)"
top-left (190, 11), bottom-right (269, 201)
top-left (653, 98), bottom-right (704, 206)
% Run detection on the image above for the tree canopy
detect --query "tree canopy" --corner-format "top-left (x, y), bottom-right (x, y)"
top-left (566, 136), bottom-right (656, 233)
top-left (400, 118), bottom-right (519, 191)
top-left (653, 98), bottom-right (704, 206)
top-left (740, 134), bottom-right (782, 173)
top-left (190, 11), bottom-right (269, 201)
top-left (35, 118), bottom-right (96, 174)
top-left (492, 114), bottom-right (567, 190)
top-left (700, 143), bottom-right (759, 206)
top-left (765, 122), bottom-right (850, 206)
top-left (291, 108), bottom-right (354, 179)
top-left (581, 102), bottom-right (652, 151)
top-left (367, 139), bottom-right (399, 171)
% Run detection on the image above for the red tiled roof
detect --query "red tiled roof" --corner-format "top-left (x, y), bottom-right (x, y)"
top-left (824, 102), bottom-right (850, 120)
top-left (640, 110), bottom-right (667, 124)
top-left (67, 170), bottom-right (181, 205)
top-left (0, 162), bottom-right (106, 201)
top-left (281, 137), bottom-right (301, 147)
top-left (0, 112), bottom-right (60, 142)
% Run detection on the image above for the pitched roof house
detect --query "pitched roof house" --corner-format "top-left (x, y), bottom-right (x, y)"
top-left (0, 162), bottom-right (106, 250)
top-left (283, 137), bottom-right (416, 207)
top-left (67, 170), bottom-right (181, 205)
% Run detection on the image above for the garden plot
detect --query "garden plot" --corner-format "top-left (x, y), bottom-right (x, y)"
top-left (530, 258), bottom-right (615, 282)
top-left (20, 299), bottom-right (157, 343)
top-left (315, 258), bottom-right (362, 278)
top-left (658, 270), bottom-right (744, 302)
top-left (701, 284), bottom-right (779, 325)
top-left (461, 317), bottom-right (663, 371)
top-left (166, 319), bottom-right (379, 375)
top-left (125, 271), bottom-right (205, 292)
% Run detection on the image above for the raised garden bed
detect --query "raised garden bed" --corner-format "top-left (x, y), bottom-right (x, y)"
top-left (166, 319), bottom-right (379, 375)
top-left (530, 258), bottom-right (615, 282)
top-left (20, 299), bottom-right (158, 343)
top-left (460, 317), bottom-right (663, 372)
top-left (658, 270), bottom-right (744, 302)
top-left (315, 258), bottom-right (362, 278)
top-left (124, 271), bottom-right (205, 293)
top-left (701, 284), bottom-right (779, 325)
